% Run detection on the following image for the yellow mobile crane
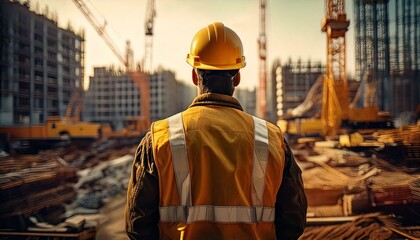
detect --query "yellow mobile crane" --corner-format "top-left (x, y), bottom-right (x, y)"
top-left (279, 0), bottom-right (390, 138)
top-left (321, 0), bottom-right (382, 136)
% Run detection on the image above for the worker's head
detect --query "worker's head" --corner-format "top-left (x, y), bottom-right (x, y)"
top-left (186, 22), bottom-right (246, 95)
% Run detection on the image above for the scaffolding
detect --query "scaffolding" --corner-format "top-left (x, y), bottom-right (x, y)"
top-left (354, 0), bottom-right (419, 116)
top-left (274, 59), bottom-right (325, 118)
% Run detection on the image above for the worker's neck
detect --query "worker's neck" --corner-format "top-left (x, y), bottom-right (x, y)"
top-left (196, 90), bottom-right (235, 96)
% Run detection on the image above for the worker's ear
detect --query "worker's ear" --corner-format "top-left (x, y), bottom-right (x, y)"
top-left (192, 69), bottom-right (198, 86)
top-left (233, 71), bottom-right (241, 86)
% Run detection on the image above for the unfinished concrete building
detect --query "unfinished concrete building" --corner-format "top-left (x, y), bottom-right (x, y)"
top-left (234, 87), bottom-right (257, 116)
top-left (273, 59), bottom-right (325, 118)
top-left (177, 80), bottom-right (198, 113)
top-left (0, 0), bottom-right (84, 125)
top-left (354, 0), bottom-right (419, 117)
top-left (84, 67), bottom-right (147, 130)
top-left (85, 66), bottom-right (195, 127)
top-left (149, 68), bottom-right (196, 122)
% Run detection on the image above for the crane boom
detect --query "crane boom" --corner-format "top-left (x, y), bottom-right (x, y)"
top-left (70, 0), bottom-right (152, 133)
top-left (258, 0), bottom-right (267, 119)
top-left (71, 0), bottom-right (127, 68)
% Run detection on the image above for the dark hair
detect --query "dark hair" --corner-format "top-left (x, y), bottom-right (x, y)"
top-left (196, 69), bottom-right (239, 95)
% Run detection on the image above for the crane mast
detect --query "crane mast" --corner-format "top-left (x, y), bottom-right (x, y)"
top-left (321, 0), bottom-right (350, 135)
top-left (144, 0), bottom-right (155, 73)
top-left (258, 0), bottom-right (267, 119)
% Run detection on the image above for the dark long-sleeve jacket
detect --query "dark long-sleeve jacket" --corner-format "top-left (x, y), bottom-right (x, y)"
top-left (125, 94), bottom-right (307, 240)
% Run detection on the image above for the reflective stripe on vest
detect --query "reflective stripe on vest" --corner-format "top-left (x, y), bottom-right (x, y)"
top-left (159, 205), bottom-right (275, 223)
top-left (252, 116), bottom-right (269, 206)
top-left (167, 113), bottom-right (191, 207)
top-left (162, 113), bottom-right (271, 223)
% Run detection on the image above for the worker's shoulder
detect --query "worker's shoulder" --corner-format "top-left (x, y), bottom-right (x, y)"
top-left (250, 115), bottom-right (281, 132)
top-left (151, 116), bottom-right (171, 128)
top-left (150, 112), bottom-right (183, 133)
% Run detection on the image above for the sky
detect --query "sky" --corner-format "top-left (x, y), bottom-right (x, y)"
top-left (34, 0), bottom-right (355, 90)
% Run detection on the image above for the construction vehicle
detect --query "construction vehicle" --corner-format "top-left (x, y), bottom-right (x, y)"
top-left (0, 2), bottom-right (103, 146)
top-left (0, 116), bottom-right (101, 141)
top-left (321, 0), bottom-right (383, 136)
top-left (100, 116), bottom-right (149, 139)
top-left (0, 84), bottom-right (102, 144)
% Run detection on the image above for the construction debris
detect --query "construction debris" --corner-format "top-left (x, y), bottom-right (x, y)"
top-left (0, 139), bottom-right (138, 237)
top-left (302, 214), bottom-right (420, 240)
top-left (295, 127), bottom-right (420, 239)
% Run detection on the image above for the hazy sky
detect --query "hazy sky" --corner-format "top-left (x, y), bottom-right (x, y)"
top-left (35, 0), bottom-right (355, 89)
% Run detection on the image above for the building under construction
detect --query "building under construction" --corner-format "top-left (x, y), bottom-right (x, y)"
top-left (354, 0), bottom-right (419, 118)
top-left (149, 68), bottom-right (195, 122)
top-left (85, 66), bottom-right (195, 127)
top-left (0, 0), bottom-right (85, 125)
top-left (273, 59), bottom-right (325, 118)
top-left (234, 87), bottom-right (257, 116)
top-left (84, 67), bottom-right (147, 129)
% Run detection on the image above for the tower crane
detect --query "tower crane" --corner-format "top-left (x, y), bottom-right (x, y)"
top-left (67, 0), bottom-right (133, 124)
top-left (277, 1), bottom-right (389, 138)
top-left (321, 0), bottom-right (383, 136)
top-left (143, 0), bottom-right (156, 73)
top-left (71, 0), bottom-right (129, 70)
top-left (258, 0), bottom-right (267, 119)
top-left (321, 0), bottom-right (350, 135)
top-left (71, 0), bottom-right (154, 132)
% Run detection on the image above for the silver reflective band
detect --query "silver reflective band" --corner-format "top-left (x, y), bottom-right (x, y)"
top-left (168, 113), bottom-right (191, 207)
top-left (160, 205), bottom-right (275, 223)
top-left (159, 205), bottom-right (187, 222)
top-left (252, 116), bottom-right (269, 206)
top-left (188, 205), bottom-right (275, 223)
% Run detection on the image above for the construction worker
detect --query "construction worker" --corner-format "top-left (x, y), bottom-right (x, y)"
top-left (125, 22), bottom-right (307, 240)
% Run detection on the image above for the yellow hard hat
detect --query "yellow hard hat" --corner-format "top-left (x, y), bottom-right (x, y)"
top-left (186, 22), bottom-right (246, 70)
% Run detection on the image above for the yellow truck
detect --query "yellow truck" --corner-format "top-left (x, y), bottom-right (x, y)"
top-left (100, 116), bottom-right (149, 139)
top-left (0, 116), bottom-right (101, 141)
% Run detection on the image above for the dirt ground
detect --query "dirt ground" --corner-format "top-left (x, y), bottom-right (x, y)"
top-left (95, 194), bottom-right (129, 240)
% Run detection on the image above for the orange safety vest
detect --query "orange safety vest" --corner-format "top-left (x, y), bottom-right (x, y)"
top-left (151, 105), bottom-right (285, 240)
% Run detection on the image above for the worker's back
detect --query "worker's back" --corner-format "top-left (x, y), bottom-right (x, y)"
top-left (151, 93), bottom-right (286, 240)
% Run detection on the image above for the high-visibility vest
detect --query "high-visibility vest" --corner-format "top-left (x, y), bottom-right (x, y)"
top-left (151, 105), bottom-right (285, 240)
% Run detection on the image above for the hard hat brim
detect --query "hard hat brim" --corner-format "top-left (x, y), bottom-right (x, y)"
top-left (186, 54), bottom-right (246, 70)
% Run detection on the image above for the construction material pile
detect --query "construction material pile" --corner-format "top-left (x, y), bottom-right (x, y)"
top-left (294, 136), bottom-right (420, 239)
top-left (373, 125), bottom-right (420, 164)
top-left (0, 155), bottom-right (78, 225)
top-left (301, 214), bottom-right (420, 240)
top-left (0, 139), bottom-right (137, 237)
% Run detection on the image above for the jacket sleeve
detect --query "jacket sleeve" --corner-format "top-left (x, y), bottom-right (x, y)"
top-left (275, 139), bottom-right (308, 240)
top-left (125, 132), bottom-right (160, 239)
